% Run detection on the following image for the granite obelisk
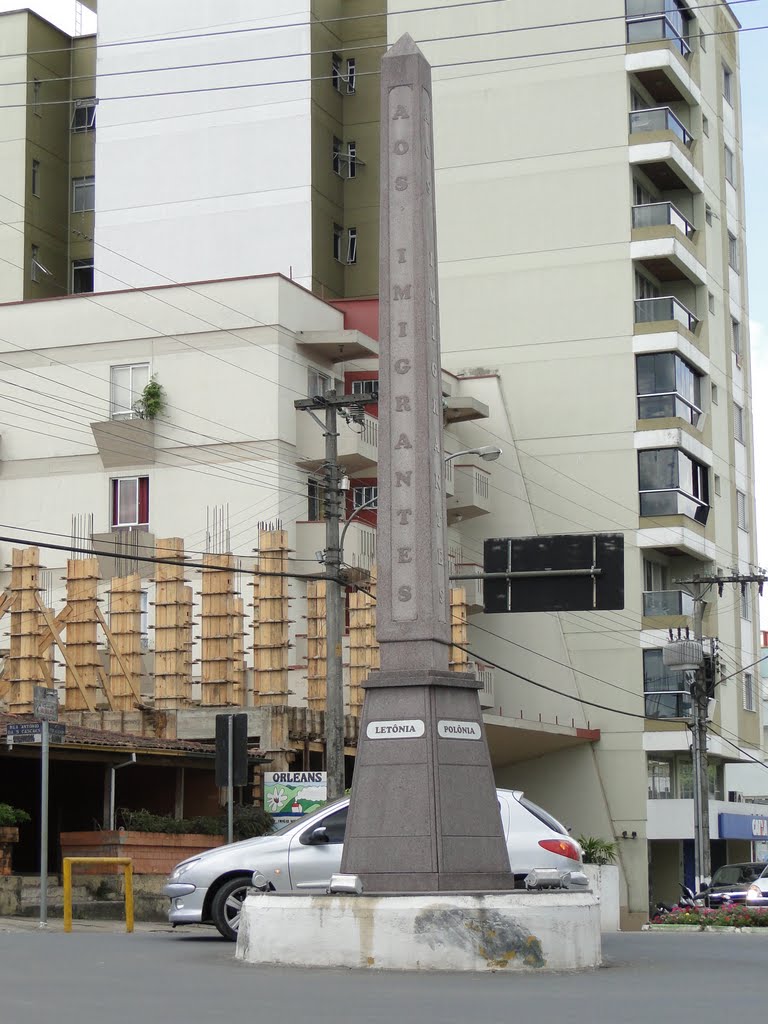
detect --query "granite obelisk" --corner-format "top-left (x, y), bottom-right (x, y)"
top-left (341, 35), bottom-right (513, 892)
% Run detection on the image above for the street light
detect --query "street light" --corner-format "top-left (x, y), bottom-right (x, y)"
top-left (339, 445), bottom-right (503, 558)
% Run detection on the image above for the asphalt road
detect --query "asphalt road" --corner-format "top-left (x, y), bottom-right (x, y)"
top-left (1, 920), bottom-right (764, 1024)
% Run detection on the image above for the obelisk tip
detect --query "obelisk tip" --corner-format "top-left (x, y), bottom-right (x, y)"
top-left (386, 33), bottom-right (422, 58)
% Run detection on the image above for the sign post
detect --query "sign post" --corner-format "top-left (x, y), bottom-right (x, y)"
top-left (215, 713), bottom-right (248, 844)
top-left (33, 686), bottom-right (59, 929)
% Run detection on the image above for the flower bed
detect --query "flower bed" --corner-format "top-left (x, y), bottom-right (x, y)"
top-left (652, 906), bottom-right (768, 928)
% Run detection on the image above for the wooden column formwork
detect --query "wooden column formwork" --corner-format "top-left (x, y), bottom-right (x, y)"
top-left (253, 529), bottom-right (290, 706)
top-left (108, 574), bottom-right (142, 712)
top-left (64, 558), bottom-right (101, 711)
top-left (153, 538), bottom-right (192, 710)
top-left (233, 596), bottom-right (247, 706)
top-left (199, 552), bottom-right (236, 707)
top-left (306, 580), bottom-right (327, 713)
top-left (449, 587), bottom-right (470, 673)
top-left (7, 547), bottom-right (43, 713)
top-left (348, 571), bottom-right (378, 717)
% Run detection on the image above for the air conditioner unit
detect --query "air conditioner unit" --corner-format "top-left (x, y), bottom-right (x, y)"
top-left (728, 790), bottom-right (744, 803)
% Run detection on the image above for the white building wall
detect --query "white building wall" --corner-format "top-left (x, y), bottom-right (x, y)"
top-left (0, 13), bottom-right (32, 301)
top-left (93, 1), bottom-right (315, 291)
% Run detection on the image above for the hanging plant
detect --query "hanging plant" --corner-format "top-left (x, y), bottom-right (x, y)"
top-left (134, 377), bottom-right (166, 420)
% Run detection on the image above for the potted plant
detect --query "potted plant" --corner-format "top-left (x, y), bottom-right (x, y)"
top-left (133, 377), bottom-right (166, 420)
top-left (578, 835), bottom-right (620, 933)
top-left (0, 803), bottom-right (31, 875)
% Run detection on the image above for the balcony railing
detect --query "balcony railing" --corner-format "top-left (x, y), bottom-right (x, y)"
top-left (634, 296), bottom-right (698, 332)
top-left (627, 15), bottom-right (691, 58)
top-left (643, 590), bottom-right (694, 617)
top-left (644, 691), bottom-right (692, 720)
top-left (630, 106), bottom-right (692, 147)
top-left (471, 661), bottom-right (495, 708)
top-left (632, 201), bottom-right (694, 238)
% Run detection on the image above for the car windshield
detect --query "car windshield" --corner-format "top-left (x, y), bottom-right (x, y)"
top-left (711, 864), bottom-right (761, 886)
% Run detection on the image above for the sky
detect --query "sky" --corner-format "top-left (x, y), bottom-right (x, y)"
top-left (2, 0), bottom-right (767, 620)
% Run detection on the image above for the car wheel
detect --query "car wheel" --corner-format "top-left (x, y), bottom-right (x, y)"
top-left (211, 876), bottom-right (252, 942)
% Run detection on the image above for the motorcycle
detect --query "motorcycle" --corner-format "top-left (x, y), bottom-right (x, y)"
top-left (652, 884), bottom-right (697, 921)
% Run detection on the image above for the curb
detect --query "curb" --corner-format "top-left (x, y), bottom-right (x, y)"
top-left (643, 924), bottom-right (768, 934)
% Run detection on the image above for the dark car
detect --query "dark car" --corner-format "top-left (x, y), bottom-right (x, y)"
top-left (698, 862), bottom-right (766, 907)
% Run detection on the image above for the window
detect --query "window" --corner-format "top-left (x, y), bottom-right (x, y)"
top-left (351, 378), bottom-right (379, 399)
top-left (708, 292), bottom-right (715, 314)
top-left (333, 222), bottom-right (343, 262)
top-left (307, 479), bottom-right (326, 522)
top-left (699, 24), bottom-right (706, 51)
top-left (643, 558), bottom-right (667, 592)
top-left (741, 588), bottom-right (751, 622)
top-left (30, 244), bottom-right (40, 282)
top-left (32, 78), bottom-right (41, 115)
top-left (702, 115), bottom-right (709, 136)
top-left (638, 448), bottom-right (709, 523)
top-left (723, 64), bottom-right (733, 106)
top-left (635, 271), bottom-right (659, 300)
top-left (736, 489), bottom-right (748, 531)
top-left (331, 53), bottom-right (342, 92)
top-left (111, 477), bottom-right (149, 528)
top-left (648, 756), bottom-right (674, 799)
top-left (636, 353), bottom-right (702, 426)
top-left (301, 805), bottom-right (347, 844)
top-left (732, 318), bottom-right (741, 359)
top-left (633, 180), bottom-right (654, 206)
top-left (353, 485), bottom-right (378, 511)
top-left (711, 383), bottom-right (718, 405)
top-left (332, 136), bottom-right (343, 176)
top-left (110, 363), bottom-right (150, 420)
top-left (744, 672), bottom-right (755, 711)
top-left (31, 159), bottom-right (40, 197)
top-left (724, 145), bottom-right (735, 185)
top-left (714, 474), bottom-right (721, 496)
top-left (345, 57), bottom-right (356, 94)
top-left (347, 227), bottom-right (358, 264)
top-left (72, 175), bottom-right (95, 213)
top-left (307, 368), bottom-right (332, 399)
top-left (71, 97), bottom-right (96, 132)
top-left (72, 258), bottom-right (94, 294)
top-left (728, 232), bottom-right (740, 273)
top-left (644, 650), bottom-right (693, 720)
top-left (734, 402), bottom-right (744, 444)
top-left (347, 141), bottom-right (357, 179)
top-left (705, 204), bottom-right (713, 226)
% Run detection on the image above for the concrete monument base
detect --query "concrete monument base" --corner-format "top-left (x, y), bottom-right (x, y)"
top-left (235, 891), bottom-right (602, 972)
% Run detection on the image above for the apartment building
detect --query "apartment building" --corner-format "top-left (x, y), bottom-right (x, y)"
top-left (0, 9), bottom-right (95, 303)
top-left (0, 0), bottom-right (763, 924)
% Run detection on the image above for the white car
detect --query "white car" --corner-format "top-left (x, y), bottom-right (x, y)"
top-left (164, 790), bottom-right (585, 940)
top-left (746, 865), bottom-right (768, 907)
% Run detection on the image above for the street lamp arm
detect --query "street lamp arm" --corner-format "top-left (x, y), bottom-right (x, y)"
top-left (340, 493), bottom-right (378, 560)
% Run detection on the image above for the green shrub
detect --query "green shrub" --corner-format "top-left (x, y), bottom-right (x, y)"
top-left (133, 377), bottom-right (166, 420)
top-left (117, 805), bottom-right (273, 840)
top-left (0, 803), bottom-right (31, 827)
top-left (654, 906), bottom-right (768, 927)
top-left (577, 835), bottom-right (617, 866)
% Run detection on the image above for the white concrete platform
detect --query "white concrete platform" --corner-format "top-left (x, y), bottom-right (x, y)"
top-left (236, 891), bottom-right (601, 972)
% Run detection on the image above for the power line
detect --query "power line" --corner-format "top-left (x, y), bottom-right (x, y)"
top-left (1, 1), bottom-right (755, 90)
top-left (2, 22), bottom-right (765, 109)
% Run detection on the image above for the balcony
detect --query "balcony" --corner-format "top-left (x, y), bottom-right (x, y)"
top-left (451, 563), bottom-right (484, 613)
top-left (629, 107), bottom-right (701, 194)
top-left (630, 106), bottom-right (691, 147)
top-left (627, 15), bottom-right (690, 59)
top-left (295, 329), bottom-right (377, 363)
top-left (443, 454), bottom-right (455, 497)
top-left (296, 519), bottom-right (377, 574)
top-left (295, 412), bottom-right (378, 475)
top-left (642, 590), bottom-right (694, 617)
top-left (90, 419), bottom-right (156, 469)
top-left (447, 461), bottom-right (491, 525)
top-left (645, 690), bottom-right (692, 720)
top-left (634, 296), bottom-right (698, 336)
top-left (632, 202), bottom-right (693, 238)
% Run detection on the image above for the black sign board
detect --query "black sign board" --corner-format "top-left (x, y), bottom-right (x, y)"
top-left (483, 533), bottom-right (624, 613)
top-left (215, 713), bottom-right (249, 788)
top-left (33, 686), bottom-right (59, 723)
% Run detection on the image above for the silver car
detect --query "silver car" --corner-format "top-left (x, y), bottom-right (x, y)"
top-left (746, 865), bottom-right (768, 907)
top-left (163, 789), bottom-right (584, 940)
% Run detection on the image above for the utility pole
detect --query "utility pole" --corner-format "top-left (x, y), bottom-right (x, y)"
top-left (294, 389), bottom-right (375, 801)
top-left (672, 569), bottom-right (767, 891)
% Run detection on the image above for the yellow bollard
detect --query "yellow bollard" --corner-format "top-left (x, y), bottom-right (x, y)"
top-left (62, 857), bottom-right (134, 933)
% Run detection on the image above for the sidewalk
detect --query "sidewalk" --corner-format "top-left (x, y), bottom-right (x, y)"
top-left (0, 915), bottom-right (178, 934)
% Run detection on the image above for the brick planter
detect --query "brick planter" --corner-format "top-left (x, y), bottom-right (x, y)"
top-left (0, 827), bottom-right (19, 876)
top-left (60, 831), bottom-right (225, 875)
